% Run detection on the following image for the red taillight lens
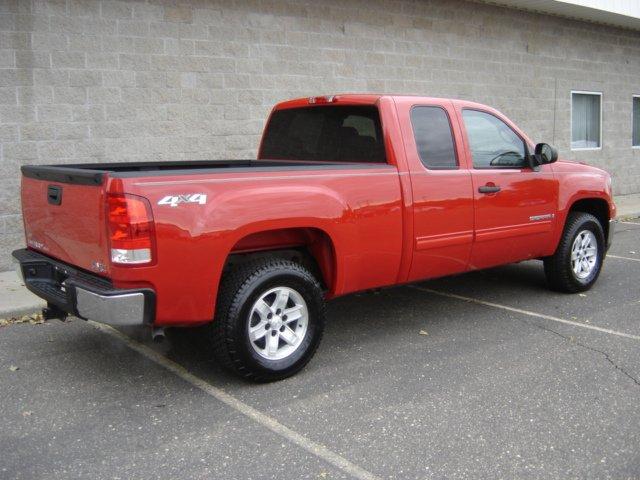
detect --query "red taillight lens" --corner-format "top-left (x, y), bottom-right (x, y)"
top-left (107, 194), bottom-right (155, 265)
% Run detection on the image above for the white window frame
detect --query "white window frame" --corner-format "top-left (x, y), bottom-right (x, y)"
top-left (570, 90), bottom-right (603, 151)
top-left (633, 94), bottom-right (640, 149)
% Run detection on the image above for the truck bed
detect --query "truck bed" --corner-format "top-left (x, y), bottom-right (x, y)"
top-left (22, 159), bottom-right (385, 185)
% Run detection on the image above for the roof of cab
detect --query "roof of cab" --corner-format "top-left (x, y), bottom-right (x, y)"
top-left (274, 94), bottom-right (383, 109)
top-left (270, 94), bottom-right (534, 147)
top-left (273, 94), bottom-right (491, 111)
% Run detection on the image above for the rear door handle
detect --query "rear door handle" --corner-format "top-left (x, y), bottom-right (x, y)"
top-left (478, 185), bottom-right (501, 194)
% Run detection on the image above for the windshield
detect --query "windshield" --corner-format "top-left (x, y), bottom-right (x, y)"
top-left (260, 105), bottom-right (386, 163)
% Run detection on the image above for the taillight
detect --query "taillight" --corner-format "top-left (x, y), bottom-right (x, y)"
top-left (107, 193), bottom-right (155, 265)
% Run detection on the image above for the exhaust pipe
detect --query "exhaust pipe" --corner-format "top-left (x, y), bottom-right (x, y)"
top-left (151, 327), bottom-right (165, 343)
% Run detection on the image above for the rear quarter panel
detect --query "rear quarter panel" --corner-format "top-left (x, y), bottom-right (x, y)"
top-left (110, 166), bottom-right (403, 326)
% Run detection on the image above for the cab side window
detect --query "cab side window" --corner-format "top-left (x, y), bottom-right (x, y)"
top-left (410, 106), bottom-right (458, 169)
top-left (462, 110), bottom-right (526, 168)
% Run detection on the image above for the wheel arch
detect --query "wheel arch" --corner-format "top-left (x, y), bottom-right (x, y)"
top-left (567, 197), bottom-right (610, 240)
top-left (223, 227), bottom-right (338, 295)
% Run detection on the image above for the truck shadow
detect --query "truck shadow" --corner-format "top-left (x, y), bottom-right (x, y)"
top-left (154, 261), bottom-right (550, 385)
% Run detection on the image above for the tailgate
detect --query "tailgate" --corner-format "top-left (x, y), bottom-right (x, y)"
top-left (21, 166), bottom-right (111, 276)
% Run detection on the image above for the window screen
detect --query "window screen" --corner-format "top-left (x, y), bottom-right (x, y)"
top-left (260, 106), bottom-right (386, 163)
top-left (571, 92), bottom-right (601, 149)
top-left (633, 97), bottom-right (640, 147)
top-left (462, 110), bottom-right (526, 168)
top-left (410, 106), bottom-right (457, 169)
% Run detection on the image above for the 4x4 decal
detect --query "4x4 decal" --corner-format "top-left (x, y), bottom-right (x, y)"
top-left (157, 194), bottom-right (207, 207)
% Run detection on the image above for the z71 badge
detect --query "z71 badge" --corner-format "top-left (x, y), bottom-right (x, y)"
top-left (158, 194), bottom-right (207, 208)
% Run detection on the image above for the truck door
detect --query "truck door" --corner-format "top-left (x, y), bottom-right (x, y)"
top-left (395, 98), bottom-right (475, 282)
top-left (458, 107), bottom-right (558, 269)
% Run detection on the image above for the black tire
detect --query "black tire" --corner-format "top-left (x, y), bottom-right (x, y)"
top-left (544, 211), bottom-right (605, 293)
top-left (208, 258), bottom-right (325, 382)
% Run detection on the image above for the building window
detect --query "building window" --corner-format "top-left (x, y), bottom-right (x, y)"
top-left (571, 91), bottom-right (601, 150)
top-left (633, 96), bottom-right (640, 148)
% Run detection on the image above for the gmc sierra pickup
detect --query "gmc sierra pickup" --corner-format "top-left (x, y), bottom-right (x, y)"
top-left (13, 94), bottom-right (615, 381)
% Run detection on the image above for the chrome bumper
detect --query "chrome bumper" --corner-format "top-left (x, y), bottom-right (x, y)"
top-left (75, 289), bottom-right (147, 326)
top-left (12, 249), bottom-right (155, 326)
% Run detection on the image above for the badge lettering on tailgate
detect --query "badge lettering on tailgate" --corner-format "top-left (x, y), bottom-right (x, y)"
top-left (157, 194), bottom-right (207, 208)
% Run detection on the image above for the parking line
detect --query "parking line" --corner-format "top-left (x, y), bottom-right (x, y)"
top-left (617, 221), bottom-right (640, 225)
top-left (607, 254), bottom-right (640, 263)
top-left (409, 286), bottom-right (640, 341)
top-left (89, 321), bottom-right (381, 480)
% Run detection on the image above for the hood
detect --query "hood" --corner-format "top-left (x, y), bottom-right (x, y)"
top-left (554, 158), bottom-right (610, 177)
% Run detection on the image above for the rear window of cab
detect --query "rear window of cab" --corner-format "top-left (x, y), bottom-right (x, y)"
top-left (260, 105), bottom-right (387, 163)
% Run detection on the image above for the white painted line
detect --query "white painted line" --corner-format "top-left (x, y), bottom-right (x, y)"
top-left (409, 286), bottom-right (640, 341)
top-left (608, 254), bottom-right (640, 263)
top-left (617, 221), bottom-right (640, 225)
top-left (90, 321), bottom-right (381, 480)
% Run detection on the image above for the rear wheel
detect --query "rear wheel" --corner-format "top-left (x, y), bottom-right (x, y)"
top-left (544, 212), bottom-right (605, 293)
top-left (208, 258), bottom-right (325, 382)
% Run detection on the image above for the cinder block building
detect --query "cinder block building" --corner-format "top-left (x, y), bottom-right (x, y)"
top-left (1, 0), bottom-right (639, 270)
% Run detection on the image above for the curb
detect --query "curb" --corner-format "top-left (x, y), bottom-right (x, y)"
top-left (0, 303), bottom-right (46, 321)
top-left (0, 269), bottom-right (45, 321)
top-left (617, 212), bottom-right (640, 220)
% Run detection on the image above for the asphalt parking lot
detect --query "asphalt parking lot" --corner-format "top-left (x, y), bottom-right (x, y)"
top-left (2, 220), bottom-right (639, 480)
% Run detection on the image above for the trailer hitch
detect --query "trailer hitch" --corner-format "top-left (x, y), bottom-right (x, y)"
top-left (42, 304), bottom-right (68, 322)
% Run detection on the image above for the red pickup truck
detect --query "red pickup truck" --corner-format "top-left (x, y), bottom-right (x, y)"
top-left (13, 94), bottom-right (615, 381)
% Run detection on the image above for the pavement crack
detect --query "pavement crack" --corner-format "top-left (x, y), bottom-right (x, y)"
top-left (532, 322), bottom-right (640, 388)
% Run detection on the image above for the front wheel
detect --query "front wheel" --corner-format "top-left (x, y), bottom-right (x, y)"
top-left (208, 258), bottom-right (325, 382)
top-left (544, 212), bottom-right (605, 293)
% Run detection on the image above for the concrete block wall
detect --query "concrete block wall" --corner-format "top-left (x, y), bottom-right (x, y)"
top-left (1, 0), bottom-right (640, 270)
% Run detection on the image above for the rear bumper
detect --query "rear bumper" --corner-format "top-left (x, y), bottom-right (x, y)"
top-left (12, 249), bottom-right (155, 326)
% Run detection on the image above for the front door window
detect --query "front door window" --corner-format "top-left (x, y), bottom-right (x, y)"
top-left (462, 110), bottom-right (526, 169)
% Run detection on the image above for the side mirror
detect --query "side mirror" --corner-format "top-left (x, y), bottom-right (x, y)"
top-left (534, 143), bottom-right (558, 165)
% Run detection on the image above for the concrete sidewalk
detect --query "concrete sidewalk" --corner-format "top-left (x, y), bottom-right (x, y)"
top-left (615, 192), bottom-right (640, 219)
top-left (2, 194), bottom-right (639, 322)
top-left (0, 270), bottom-right (45, 320)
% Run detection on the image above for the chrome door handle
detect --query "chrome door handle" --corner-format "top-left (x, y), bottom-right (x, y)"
top-left (478, 185), bottom-right (501, 194)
